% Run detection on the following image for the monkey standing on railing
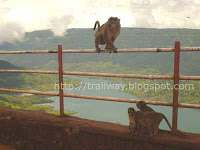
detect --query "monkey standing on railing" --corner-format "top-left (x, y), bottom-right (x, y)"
top-left (93, 17), bottom-right (121, 53)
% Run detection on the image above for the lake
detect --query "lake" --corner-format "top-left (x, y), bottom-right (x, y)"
top-left (49, 76), bottom-right (200, 133)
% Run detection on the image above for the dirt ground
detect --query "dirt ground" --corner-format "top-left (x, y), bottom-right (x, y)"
top-left (0, 107), bottom-right (199, 150)
top-left (0, 144), bottom-right (16, 150)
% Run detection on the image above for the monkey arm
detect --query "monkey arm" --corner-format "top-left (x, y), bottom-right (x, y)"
top-left (111, 36), bottom-right (116, 42)
top-left (104, 30), bottom-right (117, 50)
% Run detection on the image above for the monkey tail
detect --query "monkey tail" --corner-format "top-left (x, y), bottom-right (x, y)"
top-left (162, 114), bottom-right (173, 131)
top-left (162, 114), bottom-right (189, 137)
top-left (93, 21), bottom-right (100, 30)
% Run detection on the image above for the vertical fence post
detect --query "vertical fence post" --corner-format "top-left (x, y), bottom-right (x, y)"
top-left (58, 45), bottom-right (64, 116)
top-left (172, 41), bottom-right (180, 132)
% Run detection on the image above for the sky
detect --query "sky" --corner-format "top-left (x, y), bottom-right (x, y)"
top-left (0, 0), bottom-right (200, 43)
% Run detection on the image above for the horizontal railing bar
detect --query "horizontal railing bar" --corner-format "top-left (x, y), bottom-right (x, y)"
top-left (63, 72), bottom-right (200, 80)
top-left (62, 94), bottom-right (200, 109)
top-left (179, 76), bottom-right (200, 80)
top-left (0, 70), bottom-right (58, 74)
top-left (1, 70), bottom-right (200, 80)
top-left (0, 50), bottom-right (58, 54)
top-left (0, 88), bottom-right (199, 109)
top-left (63, 72), bottom-right (173, 79)
top-left (181, 47), bottom-right (200, 52)
top-left (63, 93), bottom-right (173, 106)
top-left (0, 88), bottom-right (59, 96)
top-left (0, 47), bottom-right (200, 54)
top-left (65, 48), bottom-right (173, 53)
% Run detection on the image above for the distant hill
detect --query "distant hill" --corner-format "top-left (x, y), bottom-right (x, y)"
top-left (0, 28), bottom-right (200, 75)
top-left (0, 60), bottom-right (22, 78)
top-left (0, 60), bottom-right (21, 69)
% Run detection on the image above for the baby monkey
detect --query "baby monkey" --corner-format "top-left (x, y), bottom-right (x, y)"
top-left (128, 107), bottom-right (137, 134)
top-left (128, 107), bottom-right (152, 136)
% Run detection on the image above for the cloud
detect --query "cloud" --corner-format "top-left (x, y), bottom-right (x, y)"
top-left (0, 22), bottom-right (25, 44)
top-left (0, 6), bottom-right (24, 44)
top-left (0, 0), bottom-right (200, 43)
top-left (129, 0), bottom-right (200, 28)
top-left (50, 15), bottom-right (74, 36)
top-left (129, 0), bottom-right (155, 27)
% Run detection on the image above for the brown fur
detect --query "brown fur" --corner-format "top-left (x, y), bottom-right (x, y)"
top-left (135, 102), bottom-right (187, 137)
top-left (128, 107), bottom-right (147, 135)
top-left (130, 108), bottom-right (174, 137)
top-left (136, 111), bottom-right (187, 137)
top-left (93, 17), bottom-right (121, 53)
top-left (136, 101), bottom-right (155, 112)
top-left (128, 108), bottom-right (137, 134)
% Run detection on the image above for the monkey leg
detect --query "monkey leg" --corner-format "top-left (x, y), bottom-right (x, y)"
top-left (105, 37), bottom-right (115, 50)
top-left (153, 124), bottom-right (159, 136)
top-left (105, 45), bottom-right (112, 53)
top-left (113, 48), bottom-right (118, 53)
top-left (136, 121), bottom-right (147, 135)
top-left (129, 123), bottom-right (132, 133)
top-left (105, 44), bottom-right (110, 50)
top-left (129, 128), bottom-right (136, 135)
top-left (105, 38), bottom-right (117, 53)
top-left (110, 38), bottom-right (118, 53)
top-left (104, 44), bottom-right (112, 53)
top-left (95, 37), bottom-right (101, 53)
top-left (111, 37), bottom-right (116, 43)
top-left (129, 122), bottom-right (137, 135)
top-left (146, 123), bottom-right (154, 137)
top-left (109, 42), bottom-right (118, 53)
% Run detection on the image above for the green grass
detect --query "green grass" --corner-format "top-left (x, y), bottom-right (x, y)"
top-left (0, 99), bottom-right (77, 116)
top-left (0, 72), bottom-right (81, 114)
top-left (47, 110), bottom-right (77, 116)
top-left (0, 73), bottom-right (81, 92)
top-left (0, 94), bottom-right (77, 116)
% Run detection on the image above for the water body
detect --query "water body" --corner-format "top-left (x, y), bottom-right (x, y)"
top-left (49, 76), bottom-right (200, 133)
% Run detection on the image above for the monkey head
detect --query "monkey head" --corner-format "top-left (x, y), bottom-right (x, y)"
top-left (128, 107), bottom-right (135, 116)
top-left (108, 17), bottom-right (120, 32)
top-left (136, 101), bottom-right (147, 111)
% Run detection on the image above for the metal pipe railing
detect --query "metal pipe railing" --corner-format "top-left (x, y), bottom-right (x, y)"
top-left (0, 47), bottom-right (200, 54)
top-left (0, 42), bottom-right (200, 132)
top-left (0, 88), bottom-right (200, 109)
top-left (1, 70), bottom-right (200, 80)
